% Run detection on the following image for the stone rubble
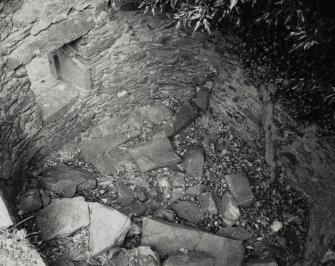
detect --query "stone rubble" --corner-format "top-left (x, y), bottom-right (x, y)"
top-left (39, 164), bottom-right (96, 198)
top-left (128, 132), bottom-right (181, 172)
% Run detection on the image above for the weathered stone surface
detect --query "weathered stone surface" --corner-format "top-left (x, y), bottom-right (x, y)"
top-left (90, 148), bottom-right (133, 175)
top-left (193, 88), bottom-right (211, 112)
top-left (116, 182), bottom-right (135, 205)
top-left (171, 172), bottom-right (185, 187)
top-left (9, 8), bottom-right (96, 66)
top-left (130, 200), bottom-right (148, 216)
top-left (142, 218), bottom-right (245, 266)
top-left (153, 209), bottom-right (175, 222)
top-left (171, 188), bottom-right (184, 202)
top-left (182, 148), bottom-right (204, 180)
top-left (244, 258), bottom-right (278, 266)
top-left (18, 189), bottom-right (43, 215)
top-left (80, 129), bottom-right (141, 162)
top-left (225, 172), bottom-right (254, 207)
top-left (199, 192), bottom-right (218, 216)
top-left (172, 201), bottom-right (202, 223)
top-left (146, 105), bottom-right (173, 125)
top-left (36, 83), bottom-right (80, 124)
top-left (166, 104), bottom-right (199, 137)
top-left (0, 193), bottom-right (14, 228)
top-left (128, 132), bottom-right (181, 172)
top-left (88, 202), bottom-right (131, 256)
top-left (185, 184), bottom-right (207, 196)
top-left (36, 197), bottom-right (90, 240)
top-left (109, 246), bottom-right (160, 266)
top-left (163, 251), bottom-right (215, 266)
top-left (127, 222), bottom-right (142, 237)
top-left (217, 227), bottom-right (253, 241)
top-left (221, 193), bottom-right (240, 221)
top-left (0, 159), bottom-right (13, 180)
top-left (128, 177), bottom-right (150, 189)
top-left (39, 164), bottom-right (96, 197)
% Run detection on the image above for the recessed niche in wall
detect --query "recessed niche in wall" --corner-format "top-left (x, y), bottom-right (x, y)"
top-left (48, 45), bottom-right (91, 90)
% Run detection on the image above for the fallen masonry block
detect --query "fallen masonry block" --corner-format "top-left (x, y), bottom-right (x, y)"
top-left (142, 217), bottom-right (245, 266)
top-left (128, 132), bottom-right (181, 172)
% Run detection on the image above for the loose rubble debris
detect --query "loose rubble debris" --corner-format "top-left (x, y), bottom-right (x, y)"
top-left (16, 100), bottom-right (308, 266)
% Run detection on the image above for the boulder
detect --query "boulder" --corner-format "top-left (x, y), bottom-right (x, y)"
top-left (225, 172), bottom-right (254, 207)
top-left (39, 164), bottom-right (96, 198)
top-left (128, 132), bottom-right (181, 172)
top-left (182, 148), bottom-right (204, 180)
top-left (36, 197), bottom-right (90, 240)
top-left (163, 251), bottom-right (215, 266)
top-left (172, 201), bottom-right (202, 223)
top-left (88, 202), bottom-right (131, 256)
top-left (142, 218), bottom-right (245, 266)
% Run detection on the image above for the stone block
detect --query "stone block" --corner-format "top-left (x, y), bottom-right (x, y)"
top-left (142, 218), bottom-right (245, 266)
top-left (225, 172), bottom-right (254, 207)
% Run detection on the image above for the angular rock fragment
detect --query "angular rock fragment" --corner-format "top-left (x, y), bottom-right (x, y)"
top-left (199, 192), bottom-right (218, 216)
top-left (171, 172), bottom-right (185, 187)
top-left (128, 132), bottom-right (181, 172)
top-left (0, 193), bottom-right (14, 228)
top-left (225, 172), bottom-right (254, 207)
top-left (80, 128), bottom-right (141, 162)
top-left (128, 177), bottom-right (150, 189)
top-left (90, 147), bottom-right (133, 176)
top-left (116, 182), bottom-right (135, 205)
top-left (166, 103), bottom-right (199, 137)
top-left (88, 202), bottom-right (131, 256)
top-left (18, 189), bottom-right (43, 215)
top-left (171, 188), bottom-right (184, 202)
top-left (130, 200), bottom-right (148, 216)
top-left (244, 258), bottom-right (278, 266)
top-left (36, 197), bottom-right (90, 241)
top-left (185, 184), bottom-right (207, 196)
top-left (193, 87), bottom-right (211, 112)
top-left (172, 201), bottom-right (202, 224)
top-left (146, 105), bottom-right (173, 125)
top-left (217, 227), bottom-right (253, 241)
top-left (109, 246), bottom-right (160, 266)
top-left (182, 148), bottom-right (204, 180)
top-left (163, 251), bottom-right (215, 266)
top-left (39, 164), bottom-right (96, 198)
top-left (142, 218), bottom-right (245, 266)
top-left (221, 193), bottom-right (240, 221)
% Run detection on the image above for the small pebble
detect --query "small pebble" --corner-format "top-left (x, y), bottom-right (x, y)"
top-left (271, 220), bottom-right (283, 233)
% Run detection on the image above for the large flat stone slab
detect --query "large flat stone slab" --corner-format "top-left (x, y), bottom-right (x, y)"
top-left (142, 218), bottom-right (245, 266)
top-left (80, 129), bottom-right (141, 162)
top-left (128, 132), bottom-right (181, 172)
top-left (88, 202), bottom-right (131, 256)
top-left (39, 164), bottom-right (96, 197)
top-left (90, 148), bottom-right (133, 176)
top-left (225, 172), bottom-right (254, 207)
top-left (36, 197), bottom-right (90, 240)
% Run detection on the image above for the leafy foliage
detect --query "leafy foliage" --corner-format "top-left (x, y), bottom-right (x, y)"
top-left (137, 0), bottom-right (335, 134)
